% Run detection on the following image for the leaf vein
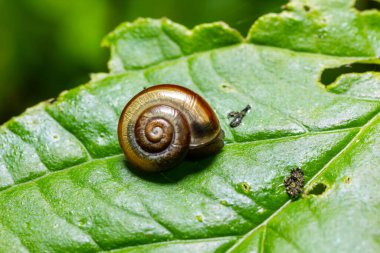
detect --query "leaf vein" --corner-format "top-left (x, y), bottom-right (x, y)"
top-left (6, 126), bottom-right (51, 172)
top-left (0, 219), bottom-right (31, 253)
top-left (0, 127), bottom-right (364, 195)
top-left (35, 181), bottom-right (102, 250)
top-left (160, 25), bottom-right (185, 56)
top-left (134, 194), bottom-right (176, 238)
top-left (225, 110), bottom-right (380, 251)
top-left (208, 51), bottom-right (311, 133)
top-left (186, 57), bottom-right (235, 142)
top-left (44, 107), bottom-right (93, 160)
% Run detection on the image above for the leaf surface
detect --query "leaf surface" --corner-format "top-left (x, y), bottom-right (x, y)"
top-left (0, 0), bottom-right (379, 252)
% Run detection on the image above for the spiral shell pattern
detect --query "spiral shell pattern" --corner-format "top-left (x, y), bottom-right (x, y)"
top-left (118, 84), bottom-right (224, 172)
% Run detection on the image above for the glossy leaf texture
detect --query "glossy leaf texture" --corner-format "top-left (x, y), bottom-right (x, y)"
top-left (0, 0), bottom-right (379, 252)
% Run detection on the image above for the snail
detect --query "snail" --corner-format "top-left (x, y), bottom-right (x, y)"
top-left (118, 84), bottom-right (224, 172)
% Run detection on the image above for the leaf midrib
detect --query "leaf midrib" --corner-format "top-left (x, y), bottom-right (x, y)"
top-left (0, 125), bottom-right (364, 196)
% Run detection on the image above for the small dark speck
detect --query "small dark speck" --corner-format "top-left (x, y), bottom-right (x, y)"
top-left (344, 177), bottom-right (352, 184)
top-left (304, 5), bottom-right (311, 12)
top-left (240, 182), bottom-right (251, 193)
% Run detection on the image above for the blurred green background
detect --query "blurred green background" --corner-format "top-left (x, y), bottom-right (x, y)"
top-left (0, 0), bottom-right (290, 123)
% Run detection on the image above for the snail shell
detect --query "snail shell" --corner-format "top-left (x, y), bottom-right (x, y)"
top-left (118, 84), bottom-right (224, 172)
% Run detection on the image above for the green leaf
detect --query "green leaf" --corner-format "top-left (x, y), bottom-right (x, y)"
top-left (0, 0), bottom-right (379, 252)
top-left (248, 0), bottom-right (380, 57)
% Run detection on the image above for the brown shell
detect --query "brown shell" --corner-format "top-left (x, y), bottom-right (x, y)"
top-left (118, 84), bottom-right (224, 172)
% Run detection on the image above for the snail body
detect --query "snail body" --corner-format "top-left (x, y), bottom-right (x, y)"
top-left (118, 84), bottom-right (224, 172)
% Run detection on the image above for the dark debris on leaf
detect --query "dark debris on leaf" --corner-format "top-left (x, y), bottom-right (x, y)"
top-left (228, 105), bottom-right (251, 128)
top-left (284, 168), bottom-right (305, 198)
